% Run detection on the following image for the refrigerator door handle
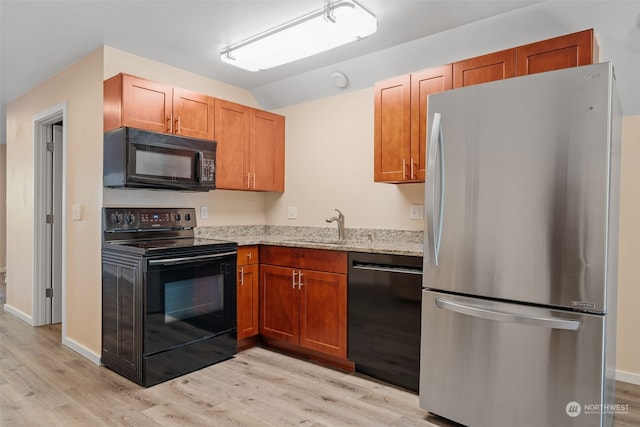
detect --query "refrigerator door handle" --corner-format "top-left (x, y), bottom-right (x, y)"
top-left (426, 112), bottom-right (445, 267)
top-left (434, 298), bottom-right (582, 331)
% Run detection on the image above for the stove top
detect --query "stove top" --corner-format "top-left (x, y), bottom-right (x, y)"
top-left (102, 207), bottom-right (237, 256)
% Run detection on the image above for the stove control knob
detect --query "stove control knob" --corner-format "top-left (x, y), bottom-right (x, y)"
top-left (125, 212), bottom-right (136, 224)
top-left (175, 213), bottom-right (181, 221)
top-left (111, 212), bottom-right (123, 225)
top-left (184, 213), bottom-right (191, 221)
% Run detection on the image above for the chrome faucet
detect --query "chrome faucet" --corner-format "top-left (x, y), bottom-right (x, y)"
top-left (325, 209), bottom-right (345, 240)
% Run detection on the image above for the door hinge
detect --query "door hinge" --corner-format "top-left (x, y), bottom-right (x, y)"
top-left (46, 141), bottom-right (54, 152)
top-left (46, 214), bottom-right (54, 224)
top-left (45, 288), bottom-right (53, 298)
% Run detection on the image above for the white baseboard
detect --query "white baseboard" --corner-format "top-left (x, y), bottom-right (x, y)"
top-left (62, 336), bottom-right (102, 366)
top-left (616, 369), bottom-right (640, 386)
top-left (3, 304), bottom-right (33, 325)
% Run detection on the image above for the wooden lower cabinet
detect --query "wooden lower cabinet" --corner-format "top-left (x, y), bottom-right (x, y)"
top-left (237, 246), bottom-right (259, 347)
top-left (259, 246), bottom-right (349, 366)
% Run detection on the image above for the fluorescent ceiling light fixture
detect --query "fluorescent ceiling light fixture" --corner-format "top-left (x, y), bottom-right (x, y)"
top-left (220, 0), bottom-right (377, 72)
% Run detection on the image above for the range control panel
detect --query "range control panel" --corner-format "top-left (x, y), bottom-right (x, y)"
top-left (104, 207), bottom-right (197, 232)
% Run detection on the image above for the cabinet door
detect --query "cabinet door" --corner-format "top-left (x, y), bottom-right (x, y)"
top-left (260, 265), bottom-right (298, 344)
top-left (121, 74), bottom-right (173, 133)
top-left (237, 264), bottom-right (259, 340)
top-left (374, 74), bottom-right (411, 182)
top-left (453, 49), bottom-right (516, 88)
top-left (298, 270), bottom-right (347, 358)
top-left (516, 29), bottom-right (597, 76)
top-left (410, 65), bottom-right (453, 181)
top-left (215, 99), bottom-right (251, 190)
top-left (250, 109), bottom-right (285, 192)
top-left (173, 88), bottom-right (215, 140)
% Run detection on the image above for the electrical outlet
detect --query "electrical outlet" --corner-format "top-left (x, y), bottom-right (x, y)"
top-left (409, 204), bottom-right (424, 220)
top-left (287, 206), bottom-right (298, 220)
top-left (200, 206), bottom-right (208, 219)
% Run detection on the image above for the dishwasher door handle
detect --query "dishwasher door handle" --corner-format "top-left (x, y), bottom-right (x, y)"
top-left (352, 264), bottom-right (422, 275)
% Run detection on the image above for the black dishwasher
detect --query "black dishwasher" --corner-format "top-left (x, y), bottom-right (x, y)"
top-left (348, 252), bottom-right (423, 392)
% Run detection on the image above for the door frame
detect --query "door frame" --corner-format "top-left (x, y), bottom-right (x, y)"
top-left (33, 102), bottom-right (67, 331)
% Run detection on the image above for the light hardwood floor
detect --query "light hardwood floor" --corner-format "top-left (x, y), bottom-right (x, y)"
top-left (1, 305), bottom-right (639, 427)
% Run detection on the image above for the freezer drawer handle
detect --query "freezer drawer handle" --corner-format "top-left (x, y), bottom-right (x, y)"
top-left (426, 112), bottom-right (445, 267)
top-left (435, 298), bottom-right (581, 331)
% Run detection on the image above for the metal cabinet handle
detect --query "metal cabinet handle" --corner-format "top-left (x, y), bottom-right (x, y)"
top-left (410, 157), bottom-right (415, 179)
top-left (292, 270), bottom-right (298, 289)
top-left (167, 113), bottom-right (173, 133)
top-left (298, 272), bottom-right (304, 289)
top-left (239, 267), bottom-right (244, 286)
top-left (435, 298), bottom-right (581, 331)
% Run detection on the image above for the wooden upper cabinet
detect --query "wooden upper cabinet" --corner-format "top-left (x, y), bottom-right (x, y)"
top-left (214, 99), bottom-right (251, 190)
top-left (410, 65), bottom-right (453, 181)
top-left (516, 29), bottom-right (598, 76)
top-left (453, 48), bottom-right (516, 88)
top-left (104, 73), bottom-right (214, 140)
top-left (250, 109), bottom-right (285, 192)
top-left (172, 88), bottom-right (214, 140)
top-left (374, 66), bottom-right (452, 183)
top-left (374, 74), bottom-right (411, 183)
top-left (215, 99), bottom-right (285, 192)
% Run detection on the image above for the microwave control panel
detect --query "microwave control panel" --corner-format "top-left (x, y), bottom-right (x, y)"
top-left (201, 157), bottom-right (215, 183)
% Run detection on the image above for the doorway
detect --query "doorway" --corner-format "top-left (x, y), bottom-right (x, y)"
top-left (33, 103), bottom-right (66, 328)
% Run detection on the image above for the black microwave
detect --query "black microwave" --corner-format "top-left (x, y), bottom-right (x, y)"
top-left (104, 127), bottom-right (216, 192)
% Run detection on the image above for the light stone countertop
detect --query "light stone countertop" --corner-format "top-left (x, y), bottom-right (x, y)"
top-left (195, 225), bottom-right (424, 257)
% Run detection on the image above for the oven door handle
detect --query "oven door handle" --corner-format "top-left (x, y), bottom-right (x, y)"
top-left (148, 251), bottom-right (237, 266)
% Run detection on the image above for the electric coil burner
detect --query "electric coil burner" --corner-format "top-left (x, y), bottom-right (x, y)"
top-left (101, 207), bottom-right (237, 387)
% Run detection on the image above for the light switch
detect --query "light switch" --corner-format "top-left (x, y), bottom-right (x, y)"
top-left (200, 206), bottom-right (208, 219)
top-left (72, 204), bottom-right (82, 221)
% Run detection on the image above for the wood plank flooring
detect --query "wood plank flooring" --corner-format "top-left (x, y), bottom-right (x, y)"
top-left (1, 305), bottom-right (639, 427)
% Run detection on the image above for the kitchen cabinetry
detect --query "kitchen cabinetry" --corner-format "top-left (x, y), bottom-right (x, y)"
top-left (453, 49), bottom-right (516, 88)
top-left (104, 73), bottom-right (215, 140)
top-left (374, 29), bottom-right (598, 184)
top-left (374, 65), bottom-right (452, 183)
top-left (237, 246), bottom-right (259, 344)
top-left (259, 246), bottom-right (348, 362)
top-left (516, 29), bottom-right (597, 76)
top-left (215, 99), bottom-right (285, 191)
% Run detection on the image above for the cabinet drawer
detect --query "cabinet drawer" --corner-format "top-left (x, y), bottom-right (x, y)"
top-left (260, 246), bottom-right (347, 274)
top-left (299, 249), bottom-right (347, 274)
top-left (238, 246), bottom-right (259, 266)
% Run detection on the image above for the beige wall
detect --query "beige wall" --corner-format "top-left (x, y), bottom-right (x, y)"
top-left (6, 48), bottom-right (104, 354)
top-left (616, 115), bottom-right (640, 380)
top-left (267, 89), bottom-right (424, 230)
top-left (1, 143), bottom-right (6, 272)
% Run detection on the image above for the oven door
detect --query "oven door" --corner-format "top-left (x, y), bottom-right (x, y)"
top-left (144, 250), bottom-right (236, 356)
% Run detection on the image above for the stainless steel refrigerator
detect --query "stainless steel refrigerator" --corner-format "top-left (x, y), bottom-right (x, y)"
top-left (420, 62), bottom-right (622, 427)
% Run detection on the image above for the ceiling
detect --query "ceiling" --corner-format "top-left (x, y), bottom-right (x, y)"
top-left (1, 0), bottom-right (640, 142)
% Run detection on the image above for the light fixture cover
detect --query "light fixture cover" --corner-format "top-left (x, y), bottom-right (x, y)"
top-left (221, 0), bottom-right (377, 71)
